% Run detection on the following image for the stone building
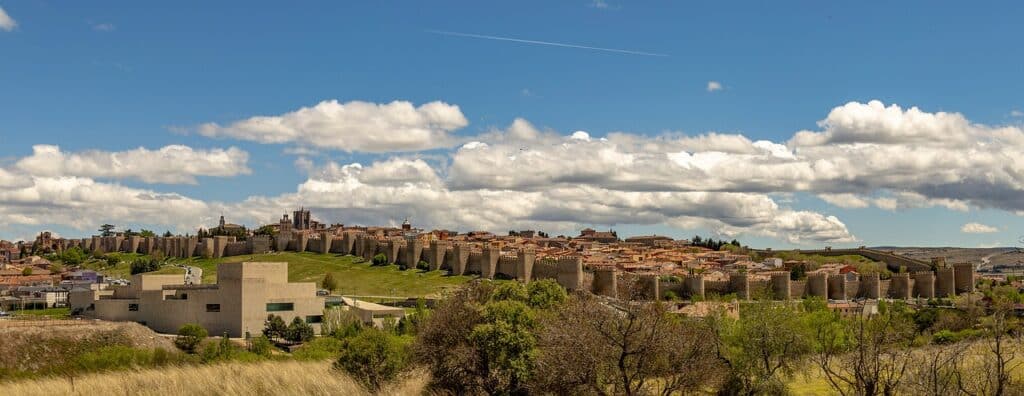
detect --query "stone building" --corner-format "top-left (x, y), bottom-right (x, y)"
top-left (71, 262), bottom-right (325, 337)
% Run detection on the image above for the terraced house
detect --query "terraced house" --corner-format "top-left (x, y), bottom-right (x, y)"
top-left (70, 262), bottom-right (325, 337)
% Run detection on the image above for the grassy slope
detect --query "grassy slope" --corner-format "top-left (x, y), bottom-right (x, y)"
top-left (0, 360), bottom-right (428, 396)
top-left (88, 251), bottom-right (473, 298)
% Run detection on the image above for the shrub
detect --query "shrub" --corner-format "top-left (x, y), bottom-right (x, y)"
top-left (492, 282), bottom-right (529, 303)
top-left (175, 323), bottom-right (208, 353)
top-left (527, 279), bottom-right (567, 309)
top-left (334, 328), bottom-right (411, 391)
top-left (322, 308), bottom-right (364, 339)
top-left (263, 314), bottom-right (288, 341)
top-left (663, 290), bottom-right (678, 301)
top-left (321, 272), bottom-right (338, 292)
top-left (293, 337), bottom-right (344, 360)
top-left (129, 257), bottom-right (161, 275)
top-left (250, 335), bottom-right (273, 357)
top-left (372, 253), bottom-right (388, 266)
top-left (21, 267), bottom-right (32, 276)
top-left (417, 260), bottom-right (430, 270)
top-left (286, 317), bottom-right (315, 343)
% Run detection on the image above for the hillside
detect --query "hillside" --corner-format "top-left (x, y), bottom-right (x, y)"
top-left (0, 360), bottom-right (427, 396)
top-left (83, 252), bottom-right (474, 298)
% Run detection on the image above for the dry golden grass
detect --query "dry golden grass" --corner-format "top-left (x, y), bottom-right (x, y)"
top-left (0, 360), bottom-right (428, 396)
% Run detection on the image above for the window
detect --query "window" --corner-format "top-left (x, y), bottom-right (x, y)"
top-left (206, 304), bottom-right (221, 313)
top-left (181, 293), bottom-right (188, 300)
top-left (325, 300), bottom-right (343, 308)
top-left (128, 303), bottom-right (139, 312)
top-left (305, 315), bottom-right (323, 324)
top-left (266, 302), bottom-right (294, 312)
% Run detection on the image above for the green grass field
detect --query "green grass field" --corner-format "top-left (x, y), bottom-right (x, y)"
top-left (82, 252), bottom-right (474, 298)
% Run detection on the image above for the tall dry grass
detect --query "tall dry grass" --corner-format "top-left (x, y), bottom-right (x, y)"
top-left (0, 360), bottom-right (429, 396)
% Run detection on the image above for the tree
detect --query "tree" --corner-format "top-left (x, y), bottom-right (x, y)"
top-left (717, 299), bottom-right (813, 395)
top-left (372, 253), bottom-right (388, 266)
top-left (254, 225), bottom-right (278, 237)
top-left (22, 267), bottom-right (32, 276)
top-left (335, 328), bottom-right (411, 391)
top-left (469, 300), bottom-right (538, 394)
top-left (533, 295), bottom-right (724, 395)
top-left (286, 316), bottom-right (315, 343)
top-left (814, 301), bottom-right (915, 396)
top-left (139, 229), bottom-right (156, 238)
top-left (162, 230), bottom-right (173, 237)
top-left (955, 291), bottom-right (1023, 396)
top-left (321, 272), bottom-right (338, 292)
top-left (175, 323), bottom-right (208, 353)
top-left (59, 246), bottom-right (87, 265)
top-left (263, 314), bottom-right (288, 341)
top-left (130, 257), bottom-right (160, 274)
top-left (122, 228), bottom-right (137, 237)
top-left (98, 224), bottom-right (115, 237)
top-left (526, 279), bottom-right (567, 309)
top-left (48, 262), bottom-right (64, 273)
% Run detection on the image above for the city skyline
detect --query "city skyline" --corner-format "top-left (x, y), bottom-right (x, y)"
top-left (2, 2), bottom-right (1023, 248)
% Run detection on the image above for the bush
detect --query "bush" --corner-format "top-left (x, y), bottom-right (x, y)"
top-left (293, 337), bottom-right (344, 360)
top-left (663, 290), bottom-right (678, 301)
top-left (21, 267), bottom-right (32, 276)
top-left (417, 260), bottom-right (430, 270)
top-left (321, 272), bottom-right (338, 292)
top-left (335, 328), bottom-right (411, 391)
top-left (263, 314), bottom-right (288, 341)
top-left (130, 257), bottom-right (161, 275)
top-left (372, 253), bottom-right (388, 266)
top-left (175, 323), bottom-right (208, 353)
top-left (200, 333), bottom-right (243, 362)
top-left (527, 279), bottom-right (567, 309)
top-left (286, 317), bottom-right (315, 343)
top-left (249, 335), bottom-right (273, 357)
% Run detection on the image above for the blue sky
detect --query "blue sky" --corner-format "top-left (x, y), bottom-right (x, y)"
top-left (1, 1), bottom-right (1022, 248)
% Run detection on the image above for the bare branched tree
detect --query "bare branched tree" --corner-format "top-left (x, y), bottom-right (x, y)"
top-left (814, 301), bottom-right (915, 396)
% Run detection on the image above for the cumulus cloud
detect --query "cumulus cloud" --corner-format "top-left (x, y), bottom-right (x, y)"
top-left (225, 158), bottom-right (856, 244)
top-left (15, 145), bottom-right (250, 184)
top-left (196, 99), bottom-right (469, 153)
top-left (961, 222), bottom-right (998, 234)
top-left (706, 81), bottom-right (723, 92)
top-left (0, 6), bottom-right (17, 31)
top-left (0, 176), bottom-right (211, 232)
top-left (448, 101), bottom-right (1024, 214)
top-left (1011, 110), bottom-right (1023, 118)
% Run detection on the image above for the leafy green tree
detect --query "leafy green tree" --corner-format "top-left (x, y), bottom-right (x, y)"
top-left (335, 328), bottom-right (411, 391)
top-left (286, 316), bottom-right (315, 343)
top-left (98, 224), bottom-right (115, 237)
top-left (105, 255), bottom-right (120, 268)
top-left (263, 314), bottom-right (288, 341)
top-left (162, 230), bottom-right (173, 237)
top-left (469, 300), bottom-right (538, 394)
top-left (321, 272), bottom-right (338, 292)
top-left (527, 279), bottom-right (567, 309)
top-left (372, 253), bottom-right (388, 266)
top-left (717, 299), bottom-right (813, 395)
top-left (491, 281), bottom-right (529, 302)
top-left (59, 246), bottom-right (87, 265)
top-left (174, 323), bottom-right (208, 353)
top-left (138, 229), bottom-right (156, 238)
top-left (130, 257), bottom-right (160, 274)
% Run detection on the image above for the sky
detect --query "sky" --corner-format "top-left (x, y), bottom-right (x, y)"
top-left (1, 1), bottom-right (1023, 248)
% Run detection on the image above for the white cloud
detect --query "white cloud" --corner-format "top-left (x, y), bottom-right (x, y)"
top-left (1012, 110), bottom-right (1023, 118)
top-left (818, 193), bottom-right (870, 209)
top-left (15, 144), bottom-right (250, 184)
top-left (196, 99), bottom-right (469, 153)
top-left (225, 159), bottom-right (856, 244)
top-left (589, 0), bottom-right (611, 9)
top-left (92, 23), bottom-right (115, 32)
top-left (961, 222), bottom-right (998, 234)
top-left (706, 81), bottom-right (723, 92)
top-left (0, 176), bottom-right (211, 233)
top-left (0, 6), bottom-right (17, 32)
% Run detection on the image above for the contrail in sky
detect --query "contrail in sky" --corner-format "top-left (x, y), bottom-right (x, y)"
top-left (425, 29), bottom-right (669, 57)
